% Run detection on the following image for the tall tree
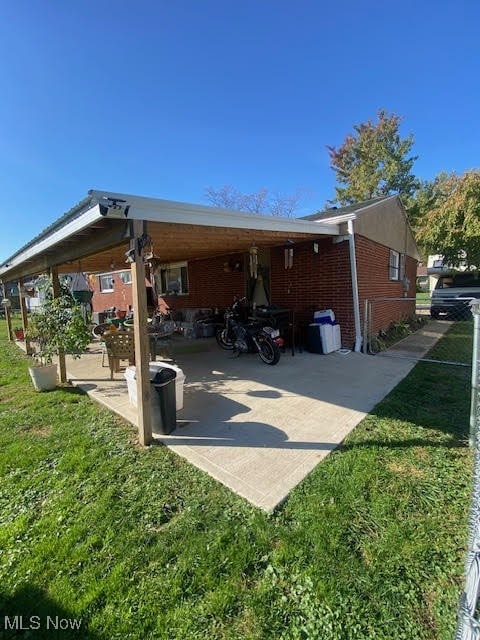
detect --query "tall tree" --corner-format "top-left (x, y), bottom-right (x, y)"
top-left (328, 109), bottom-right (419, 205)
top-left (407, 171), bottom-right (454, 230)
top-left (204, 185), bottom-right (305, 218)
top-left (416, 170), bottom-right (480, 268)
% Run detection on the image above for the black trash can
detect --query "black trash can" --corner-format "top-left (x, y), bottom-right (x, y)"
top-left (306, 324), bottom-right (323, 354)
top-left (150, 368), bottom-right (177, 434)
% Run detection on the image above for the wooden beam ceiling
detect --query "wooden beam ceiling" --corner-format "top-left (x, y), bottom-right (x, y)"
top-left (2, 218), bottom-right (332, 281)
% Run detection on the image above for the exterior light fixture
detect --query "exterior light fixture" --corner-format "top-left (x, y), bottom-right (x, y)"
top-left (125, 248), bottom-right (136, 264)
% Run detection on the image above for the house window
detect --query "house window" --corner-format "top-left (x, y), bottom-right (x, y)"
top-left (389, 250), bottom-right (404, 281)
top-left (159, 262), bottom-right (189, 295)
top-left (119, 271), bottom-right (132, 285)
top-left (99, 274), bottom-right (114, 292)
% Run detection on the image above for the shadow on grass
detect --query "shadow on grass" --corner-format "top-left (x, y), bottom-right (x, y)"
top-left (354, 359), bottom-right (471, 446)
top-left (339, 436), bottom-right (467, 453)
top-left (58, 384), bottom-right (86, 396)
top-left (0, 586), bottom-right (98, 639)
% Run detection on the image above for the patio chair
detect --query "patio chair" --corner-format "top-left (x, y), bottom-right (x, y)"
top-left (103, 331), bottom-right (135, 379)
top-left (92, 322), bottom-right (111, 367)
top-left (148, 319), bottom-right (176, 361)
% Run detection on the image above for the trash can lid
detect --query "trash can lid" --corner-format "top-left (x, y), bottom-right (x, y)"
top-left (151, 367), bottom-right (177, 384)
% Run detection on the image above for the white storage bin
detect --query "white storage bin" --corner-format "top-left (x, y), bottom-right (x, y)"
top-left (319, 324), bottom-right (342, 354)
top-left (332, 324), bottom-right (341, 350)
top-left (125, 362), bottom-right (185, 411)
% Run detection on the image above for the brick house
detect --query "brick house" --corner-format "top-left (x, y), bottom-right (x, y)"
top-left (87, 194), bottom-right (419, 349)
top-left (0, 190), bottom-right (419, 444)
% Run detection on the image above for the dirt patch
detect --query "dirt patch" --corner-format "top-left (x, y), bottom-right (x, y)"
top-left (387, 461), bottom-right (425, 479)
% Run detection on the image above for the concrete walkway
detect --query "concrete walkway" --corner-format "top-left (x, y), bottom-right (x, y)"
top-left (60, 328), bottom-right (438, 511)
top-left (377, 319), bottom-right (452, 358)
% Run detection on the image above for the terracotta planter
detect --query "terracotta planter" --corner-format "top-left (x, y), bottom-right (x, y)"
top-left (14, 329), bottom-right (24, 340)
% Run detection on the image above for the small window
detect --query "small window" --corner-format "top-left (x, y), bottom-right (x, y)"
top-left (99, 274), bottom-right (114, 292)
top-left (159, 262), bottom-right (189, 295)
top-left (119, 271), bottom-right (132, 285)
top-left (389, 250), bottom-right (400, 281)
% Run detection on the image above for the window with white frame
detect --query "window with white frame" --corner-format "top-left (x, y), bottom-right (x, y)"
top-left (119, 270), bottom-right (132, 285)
top-left (99, 274), bottom-right (115, 292)
top-left (158, 262), bottom-right (189, 295)
top-left (389, 250), bottom-right (402, 281)
top-left (389, 250), bottom-right (406, 281)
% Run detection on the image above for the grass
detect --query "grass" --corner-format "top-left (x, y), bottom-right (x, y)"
top-left (427, 319), bottom-right (473, 365)
top-left (0, 320), bottom-right (474, 639)
top-left (416, 292), bottom-right (431, 303)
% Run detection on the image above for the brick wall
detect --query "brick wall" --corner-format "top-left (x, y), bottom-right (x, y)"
top-left (90, 239), bottom-right (417, 346)
top-left (91, 271), bottom-right (136, 314)
top-left (270, 238), bottom-right (356, 344)
top-left (163, 254), bottom-right (247, 311)
top-left (270, 235), bottom-right (417, 347)
top-left (91, 255), bottom-right (248, 315)
top-left (355, 234), bottom-right (417, 335)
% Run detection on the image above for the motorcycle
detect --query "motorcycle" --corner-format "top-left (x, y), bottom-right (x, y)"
top-left (216, 297), bottom-right (281, 365)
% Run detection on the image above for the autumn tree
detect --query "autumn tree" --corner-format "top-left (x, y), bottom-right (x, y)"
top-left (328, 109), bottom-right (420, 205)
top-left (204, 185), bottom-right (305, 218)
top-left (416, 170), bottom-right (480, 268)
top-left (407, 171), bottom-right (454, 230)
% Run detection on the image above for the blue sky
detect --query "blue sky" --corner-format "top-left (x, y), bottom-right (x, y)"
top-left (1, 0), bottom-right (479, 262)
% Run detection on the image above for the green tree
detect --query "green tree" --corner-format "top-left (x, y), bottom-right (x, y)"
top-left (416, 170), bottom-right (480, 268)
top-left (406, 171), bottom-right (454, 230)
top-left (328, 109), bottom-right (419, 205)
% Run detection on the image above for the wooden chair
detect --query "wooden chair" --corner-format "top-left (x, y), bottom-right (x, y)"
top-left (104, 331), bottom-right (135, 379)
top-left (92, 322), bottom-right (111, 367)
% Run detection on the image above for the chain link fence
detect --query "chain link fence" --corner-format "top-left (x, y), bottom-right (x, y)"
top-left (364, 296), bottom-right (472, 367)
top-left (456, 301), bottom-right (480, 639)
top-left (363, 296), bottom-right (479, 636)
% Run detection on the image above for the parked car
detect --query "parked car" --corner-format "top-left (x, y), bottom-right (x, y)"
top-left (430, 273), bottom-right (480, 319)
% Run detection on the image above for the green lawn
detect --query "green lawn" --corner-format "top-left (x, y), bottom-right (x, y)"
top-left (0, 321), bottom-right (473, 639)
top-left (416, 292), bottom-right (431, 303)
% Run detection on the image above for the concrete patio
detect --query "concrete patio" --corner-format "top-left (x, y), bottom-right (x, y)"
top-left (58, 327), bottom-right (448, 512)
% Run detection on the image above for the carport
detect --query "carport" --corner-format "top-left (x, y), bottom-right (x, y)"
top-left (0, 190), bottom-right (341, 446)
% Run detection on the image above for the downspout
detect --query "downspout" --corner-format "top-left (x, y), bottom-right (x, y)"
top-left (347, 220), bottom-right (362, 352)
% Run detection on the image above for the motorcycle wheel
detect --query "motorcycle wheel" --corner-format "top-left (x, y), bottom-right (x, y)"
top-left (257, 335), bottom-right (281, 365)
top-left (216, 328), bottom-right (234, 350)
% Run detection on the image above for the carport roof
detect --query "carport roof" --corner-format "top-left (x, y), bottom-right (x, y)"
top-left (0, 190), bottom-right (340, 282)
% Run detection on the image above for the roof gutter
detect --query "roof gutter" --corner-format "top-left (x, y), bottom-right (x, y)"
top-left (347, 219), bottom-right (362, 352)
top-left (88, 190), bottom-right (341, 236)
top-left (0, 204), bottom-right (104, 280)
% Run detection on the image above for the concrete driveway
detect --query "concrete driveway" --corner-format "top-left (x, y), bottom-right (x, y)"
top-left (65, 337), bottom-right (422, 511)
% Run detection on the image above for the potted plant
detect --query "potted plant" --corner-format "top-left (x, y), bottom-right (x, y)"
top-left (26, 280), bottom-right (91, 391)
top-left (13, 327), bottom-right (25, 340)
